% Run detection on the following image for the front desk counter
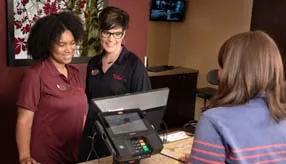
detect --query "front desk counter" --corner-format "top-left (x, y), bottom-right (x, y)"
top-left (148, 67), bottom-right (198, 129)
top-left (79, 136), bottom-right (194, 164)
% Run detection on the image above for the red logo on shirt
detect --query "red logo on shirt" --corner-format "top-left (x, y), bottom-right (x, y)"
top-left (112, 73), bottom-right (125, 81)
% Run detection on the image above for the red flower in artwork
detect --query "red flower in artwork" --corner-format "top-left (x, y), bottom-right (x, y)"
top-left (21, 24), bottom-right (31, 34)
top-left (15, 21), bottom-right (22, 29)
top-left (43, 2), bottom-right (58, 15)
top-left (13, 0), bottom-right (102, 58)
top-left (14, 37), bottom-right (26, 55)
top-left (78, 0), bottom-right (87, 9)
top-left (33, 15), bottom-right (39, 21)
top-left (21, 0), bottom-right (29, 6)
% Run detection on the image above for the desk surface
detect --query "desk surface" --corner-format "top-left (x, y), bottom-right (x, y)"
top-left (148, 67), bottom-right (198, 77)
top-left (79, 137), bottom-right (193, 164)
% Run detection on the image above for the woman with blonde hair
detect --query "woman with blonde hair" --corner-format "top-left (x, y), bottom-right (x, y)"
top-left (188, 31), bottom-right (286, 163)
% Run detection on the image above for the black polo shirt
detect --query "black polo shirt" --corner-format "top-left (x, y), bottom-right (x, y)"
top-left (86, 46), bottom-right (151, 100)
top-left (79, 47), bottom-right (152, 161)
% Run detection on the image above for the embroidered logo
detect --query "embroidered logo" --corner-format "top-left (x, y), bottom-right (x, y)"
top-left (112, 73), bottom-right (125, 81)
top-left (57, 84), bottom-right (67, 91)
top-left (91, 69), bottom-right (99, 76)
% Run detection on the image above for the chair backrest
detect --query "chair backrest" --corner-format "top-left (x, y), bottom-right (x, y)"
top-left (207, 69), bottom-right (219, 85)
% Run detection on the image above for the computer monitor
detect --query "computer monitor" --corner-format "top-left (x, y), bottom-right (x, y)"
top-left (90, 87), bottom-right (169, 131)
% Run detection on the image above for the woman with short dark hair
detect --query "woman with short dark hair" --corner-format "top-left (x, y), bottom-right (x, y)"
top-left (80, 6), bottom-right (151, 161)
top-left (86, 6), bottom-right (151, 99)
top-left (16, 11), bottom-right (87, 164)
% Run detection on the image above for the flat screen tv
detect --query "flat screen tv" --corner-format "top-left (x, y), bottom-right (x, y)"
top-left (150, 0), bottom-right (186, 21)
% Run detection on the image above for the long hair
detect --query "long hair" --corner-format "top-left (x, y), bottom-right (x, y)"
top-left (209, 31), bottom-right (286, 121)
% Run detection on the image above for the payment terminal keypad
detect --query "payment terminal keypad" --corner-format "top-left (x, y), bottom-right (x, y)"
top-left (131, 138), bottom-right (151, 156)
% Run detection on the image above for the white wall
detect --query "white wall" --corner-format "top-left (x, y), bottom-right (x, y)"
top-left (147, 22), bottom-right (171, 66)
top-left (147, 0), bottom-right (253, 119)
top-left (169, 0), bottom-right (253, 87)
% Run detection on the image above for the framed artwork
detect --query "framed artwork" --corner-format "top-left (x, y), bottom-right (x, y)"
top-left (6, 0), bottom-right (106, 66)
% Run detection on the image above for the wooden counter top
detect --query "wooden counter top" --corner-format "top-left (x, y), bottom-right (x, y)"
top-left (79, 136), bottom-right (193, 164)
top-left (148, 67), bottom-right (198, 77)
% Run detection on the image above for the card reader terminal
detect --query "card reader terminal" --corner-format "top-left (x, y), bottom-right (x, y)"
top-left (95, 108), bottom-right (163, 162)
top-left (131, 137), bottom-right (151, 156)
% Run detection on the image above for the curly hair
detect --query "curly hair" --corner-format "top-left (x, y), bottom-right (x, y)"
top-left (98, 6), bottom-right (129, 31)
top-left (27, 11), bottom-right (84, 60)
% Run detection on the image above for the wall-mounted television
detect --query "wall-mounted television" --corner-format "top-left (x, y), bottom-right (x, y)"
top-left (150, 0), bottom-right (186, 22)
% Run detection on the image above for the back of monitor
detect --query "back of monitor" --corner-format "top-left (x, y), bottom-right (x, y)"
top-left (92, 87), bottom-right (169, 112)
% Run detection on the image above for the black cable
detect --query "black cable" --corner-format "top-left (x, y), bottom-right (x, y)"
top-left (85, 130), bottom-right (99, 162)
top-left (161, 120), bottom-right (169, 143)
top-left (182, 120), bottom-right (197, 134)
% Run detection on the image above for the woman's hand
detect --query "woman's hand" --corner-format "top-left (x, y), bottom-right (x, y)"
top-left (19, 157), bottom-right (40, 164)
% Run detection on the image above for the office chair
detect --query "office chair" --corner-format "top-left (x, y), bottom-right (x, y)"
top-left (196, 69), bottom-right (219, 111)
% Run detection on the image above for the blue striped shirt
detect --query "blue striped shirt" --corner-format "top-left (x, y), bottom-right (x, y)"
top-left (189, 97), bottom-right (286, 164)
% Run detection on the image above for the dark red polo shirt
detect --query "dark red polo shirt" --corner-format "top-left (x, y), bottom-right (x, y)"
top-left (17, 59), bottom-right (88, 164)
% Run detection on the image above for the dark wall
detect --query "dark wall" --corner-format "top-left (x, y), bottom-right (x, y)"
top-left (251, 0), bottom-right (286, 69)
top-left (0, 0), bottom-right (149, 162)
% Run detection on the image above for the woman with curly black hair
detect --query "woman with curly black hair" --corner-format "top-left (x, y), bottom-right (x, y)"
top-left (16, 11), bottom-right (87, 164)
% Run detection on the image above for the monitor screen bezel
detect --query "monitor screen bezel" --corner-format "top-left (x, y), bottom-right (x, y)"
top-left (90, 87), bottom-right (170, 131)
top-left (99, 109), bottom-right (149, 135)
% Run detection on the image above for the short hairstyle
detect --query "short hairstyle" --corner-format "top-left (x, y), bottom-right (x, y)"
top-left (210, 31), bottom-right (286, 121)
top-left (27, 11), bottom-right (84, 60)
top-left (98, 6), bottom-right (129, 31)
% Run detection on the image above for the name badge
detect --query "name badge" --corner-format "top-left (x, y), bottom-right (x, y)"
top-left (91, 69), bottom-right (99, 76)
top-left (57, 84), bottom-right (67, 91)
